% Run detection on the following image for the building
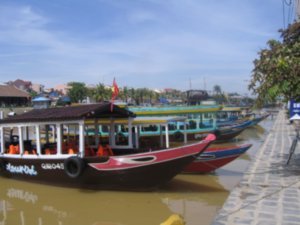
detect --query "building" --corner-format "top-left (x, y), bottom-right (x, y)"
top-left (31, 83), bottom-right (44, 94)
top-left (0, 84), bottom-right (30, 107)
top-left (6, 79), bottom-right (32, 92)
top-left (32, 96), bottom-right (51, 109)
top-left (186, 89), bottom-right (209, 105)
top-left (54, 84), bottom-right (70, 95)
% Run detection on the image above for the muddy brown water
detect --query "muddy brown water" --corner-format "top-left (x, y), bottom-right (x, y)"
top-left (0, 118), bottom-right (274, 225)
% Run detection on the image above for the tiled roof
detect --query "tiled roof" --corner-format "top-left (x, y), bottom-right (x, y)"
top-left (0, 103), bottom-right (135, 124)
top-left (0, 85), bottom-right (30, 98)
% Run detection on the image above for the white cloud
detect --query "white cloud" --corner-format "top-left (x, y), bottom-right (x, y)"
top-left (0, 1), bottom-right (283, 94)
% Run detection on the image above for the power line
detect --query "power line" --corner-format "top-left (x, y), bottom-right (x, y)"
top-left (297, 0), bottom-right (300, 21)
top-left (284, 0), bottom-right (292, 5)
top-left (283, 0), bottom-right (286, 29)
top-left (288, 0), bottom-right (295, 23)
top-left (282, 0), bottom-right (297, 29)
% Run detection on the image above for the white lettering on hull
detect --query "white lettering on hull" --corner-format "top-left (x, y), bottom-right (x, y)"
top-left (6, 163), bottom-right (38, 176)
top-left (41, 163), bottom-right (64, 170)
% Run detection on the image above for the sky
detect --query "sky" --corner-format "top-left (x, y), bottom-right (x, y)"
top-left (0, 0), bottom-right (296, 95)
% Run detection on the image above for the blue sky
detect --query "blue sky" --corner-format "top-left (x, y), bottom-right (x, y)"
top-left (0, 0), bottom-right (294, 95)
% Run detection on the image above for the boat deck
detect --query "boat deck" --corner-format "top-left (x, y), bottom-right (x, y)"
top-left (212, 109), bottom-right (300, 225)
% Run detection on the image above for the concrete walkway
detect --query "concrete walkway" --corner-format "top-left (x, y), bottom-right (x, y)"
top-left (212, 110), bottom-right (300, 225)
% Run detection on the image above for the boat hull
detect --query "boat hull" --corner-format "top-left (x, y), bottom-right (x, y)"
top-left (215, 127), bottom-right (246, 141)
top-left (215, 120), bottom-right (253, 141)
top-left (250, 114), bottom-right (269, 126)
top-left (183, 144), bottom-right (252, 173)
top-left (0, 138), bottom-right (213, 190)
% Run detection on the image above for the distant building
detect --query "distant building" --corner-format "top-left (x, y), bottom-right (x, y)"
top-left (164, 88), bottom-right (176, 93)
top-left (31, 83), bottom-right (44, 94)
top-left (32, 96), bottom-right (51, 109)
top-left (0, 84), bottom-right (30, 107)
top-left (6, 79), bottom-right (32, 92)
top-left (56, 96), bottom-right (71, 106)
top-left (48, 90), bottom-right (61, 100)
top-left (54, 84), bottom-right (70, 95)
top-left (186, 90), bottom-right (209, 105)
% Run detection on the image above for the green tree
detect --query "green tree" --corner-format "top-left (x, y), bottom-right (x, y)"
top-left (28, 89), bottom-right (38, 99)
top-left (249, 21), bottom-right (300, 106)
top-left (89, 83), bottom-right (111, 102)
top-left (121, 86), bottom-right (129, 103)
top-left (212, 85), bottom-right (227, 104)
top-left (67, 82), bottom-right (88, 103)
top-left (213, 85), bottom-right (222, 95)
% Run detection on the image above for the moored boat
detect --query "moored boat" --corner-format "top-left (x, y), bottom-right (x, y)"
top-left (0, 103), bottom-right (215, 190)
top-left (214, 119), bottom-right (253, 141)
top-left (248, 113), bottom-right (270, 126)
top-left (183, 144), bottom-right (252, 173)
top-left (126, 105), bottom-right (266, 143)
top-left (129, 104), bottom-right (249, 141)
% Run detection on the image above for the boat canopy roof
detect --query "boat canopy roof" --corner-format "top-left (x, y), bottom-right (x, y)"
top-left (221, 106), bottom-right (242, 112)
top-left (0, 103), bottom-right (135, 124)
top-left (129, 105), bottom-right (221, 116)
top-left (86, 116), bottom-right (187, 126)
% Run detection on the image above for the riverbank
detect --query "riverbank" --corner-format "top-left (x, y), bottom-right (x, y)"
top-left (212, 109), bottom-right (300, 225)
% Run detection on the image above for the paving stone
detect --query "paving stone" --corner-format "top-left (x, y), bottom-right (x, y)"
top-left (261, 200), bottom-right (278, 207)
top-left (283, 223), bottom-right (300, 225)
top-left (258, 212), bottom-right (276, 219)
top-left (283, 208), bottom-right (300, 215)
top-left (282, 202), bottom-right (300, 209)
top-left (232, 217), bottom-right (253, 224)
top-left (283, 197), bottom-right (300, 203)
top-left (260, 206), bottom-right (279, 214)
top-left (283, 215), bottom-right (300, 223)
top-left (256, 220), bottom-right (278, 225)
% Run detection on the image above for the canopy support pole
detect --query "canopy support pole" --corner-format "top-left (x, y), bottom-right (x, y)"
top-left (35, 125), bottom-right (41, 155)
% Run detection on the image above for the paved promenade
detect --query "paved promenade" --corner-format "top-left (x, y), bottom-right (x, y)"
top-left (212, 110), bottom-right (300, 225)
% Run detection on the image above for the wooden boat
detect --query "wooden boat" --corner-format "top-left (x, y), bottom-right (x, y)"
top-left (217, 106), bottom-right (269, 128)
top-left (183, 144), bottom-right (252, 173)
top-left (216, 106), bottom-right (243, 124)
top-left (129, 105), bottom-right (248, 141)
top-left (214, 120), bottom-right (253, 141)
top-left (248, 113), bottom-right (270, 126)
top-left (0, 103), bottom-right (215, 190)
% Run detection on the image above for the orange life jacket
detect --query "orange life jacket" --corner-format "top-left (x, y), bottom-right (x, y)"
top-left (68, 148), bottom-right (75, 154)
top-left (8, 145), bottom-right (19, 154)
top-left (97, 145), bottom-right (105, 156)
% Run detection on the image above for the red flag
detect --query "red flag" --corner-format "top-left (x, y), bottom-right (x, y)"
top-left (110, 78), bottom-right (119, 111)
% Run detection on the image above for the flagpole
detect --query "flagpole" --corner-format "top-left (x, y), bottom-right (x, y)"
top-left (110, 78), bottom-right (119, 112)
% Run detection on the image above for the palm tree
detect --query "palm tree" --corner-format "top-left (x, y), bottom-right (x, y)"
top-left (89, 83), bottom-right (110, 102)
top-left (122, 86), bottom-right (129, 103)
top-left (213, 85), bottom-right (226, 104)
top-left (213, 85), bottom-right (222, 95)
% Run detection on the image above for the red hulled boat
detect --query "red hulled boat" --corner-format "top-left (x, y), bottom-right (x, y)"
top-left (0, 103), bottom-right (215, 190)
top-left (183, 144), bottom-right (252, 173)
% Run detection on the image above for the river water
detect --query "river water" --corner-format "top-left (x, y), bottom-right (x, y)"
top-left (0, 117), bottom-right (274, 225)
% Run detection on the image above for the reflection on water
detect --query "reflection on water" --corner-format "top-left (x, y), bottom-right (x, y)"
top-left (0, 175), bottom-right (228, 225)
top-left (0, 118), bottom-right (274, 225)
